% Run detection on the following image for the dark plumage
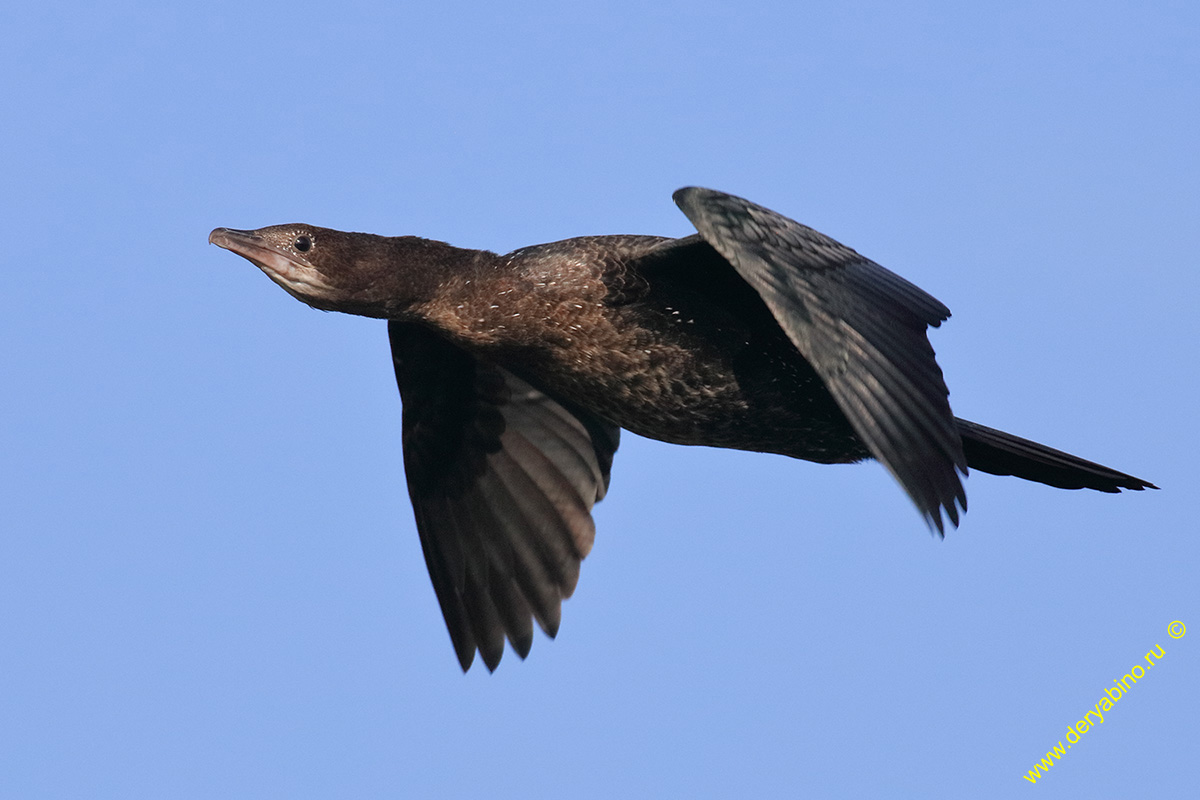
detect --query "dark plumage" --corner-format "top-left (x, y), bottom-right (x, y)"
top-left (209, 187), bottom-right (1155, 671)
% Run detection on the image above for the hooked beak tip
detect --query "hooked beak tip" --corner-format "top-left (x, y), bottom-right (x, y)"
top-left (209, 227), bottom-right (259, 250)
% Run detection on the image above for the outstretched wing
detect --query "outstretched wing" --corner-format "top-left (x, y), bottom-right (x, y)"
top-left (674, 187), bottom-right (967, 532)
top-left (389, 322), bottom-right (619, 671)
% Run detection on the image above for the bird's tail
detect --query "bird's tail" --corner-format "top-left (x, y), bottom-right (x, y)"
top-left (956, 418), bottom-right (1156, 492)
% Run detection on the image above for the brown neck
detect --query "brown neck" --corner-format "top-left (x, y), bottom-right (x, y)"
top-left (341, 235), bottom-right (499, 321)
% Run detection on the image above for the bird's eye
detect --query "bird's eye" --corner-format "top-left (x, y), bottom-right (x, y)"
top-left (294, 235), bottom-right (313, 253)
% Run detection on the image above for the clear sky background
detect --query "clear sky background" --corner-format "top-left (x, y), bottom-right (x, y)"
top-left (3, 1), bottom-right (1197, 797)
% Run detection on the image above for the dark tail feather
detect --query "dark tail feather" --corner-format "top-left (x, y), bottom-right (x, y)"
top-left (956, 418), bottom-right (1157, 493)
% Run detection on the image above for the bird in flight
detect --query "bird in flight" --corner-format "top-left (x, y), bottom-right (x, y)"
top-left (210, 187), bottom-right (1154, 671)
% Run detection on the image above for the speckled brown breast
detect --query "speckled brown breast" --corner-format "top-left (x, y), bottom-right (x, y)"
top-left (420, 234), bottom-right (869, 463)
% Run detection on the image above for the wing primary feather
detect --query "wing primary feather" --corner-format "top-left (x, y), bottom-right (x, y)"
top-left (411, 497), bottom-right (477, 671)
top-left (674, 187), bottom-right (968, 530)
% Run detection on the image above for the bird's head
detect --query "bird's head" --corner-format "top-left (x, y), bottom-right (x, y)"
top-left (209, 224), bottom-right (451, 319)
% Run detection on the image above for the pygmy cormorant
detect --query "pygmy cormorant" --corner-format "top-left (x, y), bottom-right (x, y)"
top-left (209, 187), bottom-right (1155, 672)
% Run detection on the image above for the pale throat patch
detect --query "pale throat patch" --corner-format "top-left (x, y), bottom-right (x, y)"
top-left (252, 247), bottom-right (334, 301)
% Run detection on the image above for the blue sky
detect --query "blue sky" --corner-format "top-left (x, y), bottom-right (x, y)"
top-left (3, 1), bottom-right (1197, 797)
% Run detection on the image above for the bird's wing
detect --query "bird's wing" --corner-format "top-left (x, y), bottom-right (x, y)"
top-left (389, 321), bottom-right (619, 671)
top-left (674, 187), bottom-right (967, 532)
